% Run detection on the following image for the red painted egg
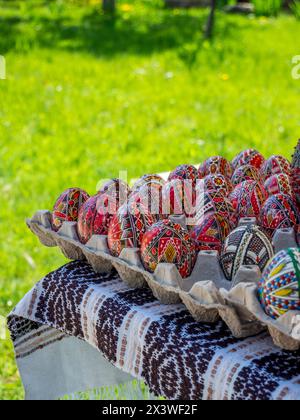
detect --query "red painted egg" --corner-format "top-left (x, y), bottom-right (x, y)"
top-left (190, 213), bottom-right (232, 253)
top-left (198, 156), bottom-right (232, 179)
top-left (98, 178), bottom-right (131, 208)
top-left (203, 173), bottom-right (233, 197)
top-left (290, 168), bottom-right (300, 208)
top-left (162, 179), bottom-right (196, 218)
top-left (264, 173), bottom-right (293, 197)
top-left (132, 174), bottom-right (165, 192)
top-left (232, 149), bottom-right (265, 170)
top-left (229, 180), bottom-right (268, 219)
top-left (260, 155), bottom-right (291, 181)
top-left (129, 182), bottom-right (163, 220)
top-left (195, 190), bottom-right (237, 226)
top-left (168, 164), bottom-right (198, 189)
top-left (141, 219), bottom-right (196, 278)
top-left (77, 194), bottom-right (113, 244)
top-left (52, 188), bottom-right (90, 232)
top-left (107, 201), bottom-right (157, 257)
top-left (231, 164), bottom-right (260, 186)
top-left (260, 193), bottom-right (300, 234)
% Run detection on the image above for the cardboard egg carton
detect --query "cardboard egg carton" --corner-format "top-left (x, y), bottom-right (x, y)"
top-left (27, 211), bottom-right (300, 350)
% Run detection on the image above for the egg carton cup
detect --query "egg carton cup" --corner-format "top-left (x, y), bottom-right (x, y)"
top-left (27, 211), bottom-right (300, 349)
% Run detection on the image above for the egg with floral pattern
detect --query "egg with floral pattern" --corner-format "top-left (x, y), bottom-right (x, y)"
top-left (203, 174), bottom-right (233, 197)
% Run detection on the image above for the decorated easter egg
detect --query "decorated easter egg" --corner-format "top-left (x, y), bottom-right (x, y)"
top-left (264, 173), bottom-right (293, 197)
top-left (52, 188), bottom-right (90, 232)
top-left (168, 164), bottom-right (198, 188)
top-left (258, 248), bottom-right (300, 319)
top-left (107, 201), bottom-right (156, 257)
top-left (260, 155), bottom-right (291, 181)
top-left (194, 190), bottom-right (237, 226)
top-left (98, 178), bottom-right (131, 208)
top-left (291, 140), bottom-right (300, 208)
top-left (141, 219), bottom-right (196, 278)
top-left (229, 180), bottom-right (268, 219)
top-left (220, 225), bottom-right (274, 281)
top-left (132, 174), bottom-right (165, 192)
top-left (232, 149), bottom-right (265, 170)
top-left (190, 213), bottom-right (232, 253)
top-left (129, 181), bottom-right (163, 219)
top-left (162, 179), bottom-right (195, 218)
top-left (231, 164), bottom-right (260, 186)
top-left (77, 194), bottom-right (113, 244)
top-left (259, 193), bottom-right (300, 233)
top-left (198, 156), bottom-right (233, 179)
top-left (203, 173), bottom-right (233, 197)
top-left (291, 169), bottom-right (300, 208)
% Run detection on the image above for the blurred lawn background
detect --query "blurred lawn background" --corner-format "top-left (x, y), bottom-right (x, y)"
top-left (0, 0), bottom-right (300, 400)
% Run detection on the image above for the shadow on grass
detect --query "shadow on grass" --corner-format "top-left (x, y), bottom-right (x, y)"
top-left (0, 5), bottom-right (254, 60)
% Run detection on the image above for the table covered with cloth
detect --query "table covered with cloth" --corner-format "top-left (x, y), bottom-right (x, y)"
top-left (7, 260), bottom-right (300, 400)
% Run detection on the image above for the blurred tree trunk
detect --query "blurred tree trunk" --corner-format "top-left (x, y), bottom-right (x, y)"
top-left (204, 0), bottom-right (217, 38)
top-left (103, 0), bottom-right (116, 13)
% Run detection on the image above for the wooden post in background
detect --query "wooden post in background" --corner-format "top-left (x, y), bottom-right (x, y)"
top-left (103, 0), bottom-right (116, 14)
top-left (204, 0), bottom-right (217, 38)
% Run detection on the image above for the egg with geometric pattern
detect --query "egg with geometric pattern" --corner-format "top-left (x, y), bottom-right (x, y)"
top-left (168, 164), bottom-right (198, 189)
top-left (98, 178), bottom-right (131, 208)
top-left (141, 218), bottom-right (197, 278)
top-left (52, 187), bottom-right (90, 232)
top-left (232, 149), bottom-right (265, 170)
top-left (231, 164), bottom-right (260, 186)
top-left (220, 224), bottom-right (274, 281)
top-left (190, 213), bottom-right (232, 254)
top-left (132, 174), bottom-right (165, 192)
top-left (198, 156), bottom-right (233, 179)
top-left (260, 155), bottom-right (291, 182)
top-left (291, 140), bottom-right (300, 208)
top-left (194, 189), bottom-right (237, 227)
top-left (107, 200), bottom-right (157, 257)
top-left (162, 179), bottom-right (196, 218)
top-left (259, 193), bottom-right (300, 234)
top-left (263, 173), bottom-right (293, 198)
top-left (229, 180), bottom-right (268, 219)
top-left (77, 194), bottom-right (113, 244)
top-left (258, 248), bottom-right (300, 319)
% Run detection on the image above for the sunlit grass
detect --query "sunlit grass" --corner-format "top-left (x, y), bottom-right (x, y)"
top-left (0, 0), bottom-right (300, 400)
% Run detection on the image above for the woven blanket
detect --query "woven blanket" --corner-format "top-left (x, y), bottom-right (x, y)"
top-left (8, 261), bottom-right (300, 400)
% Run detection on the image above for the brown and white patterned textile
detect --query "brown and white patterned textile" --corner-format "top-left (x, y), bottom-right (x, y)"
top-left (8, 261), bottom-right (300, 400)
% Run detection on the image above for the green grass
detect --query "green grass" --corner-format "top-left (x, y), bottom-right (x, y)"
top-left (0, 0), bottom-right (300, 400)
